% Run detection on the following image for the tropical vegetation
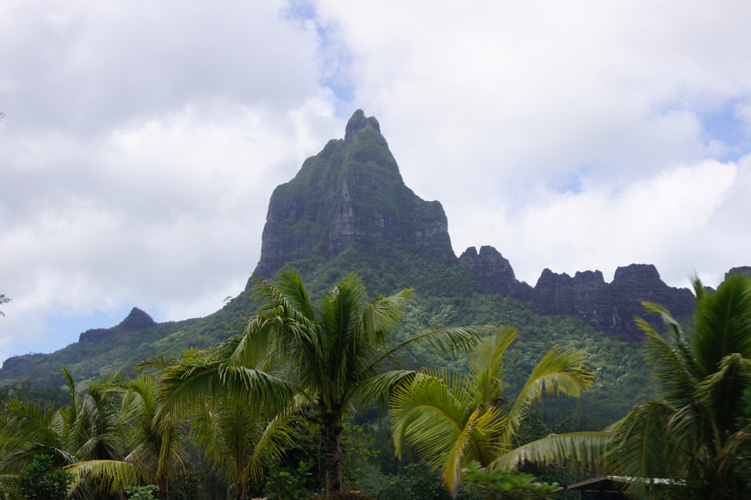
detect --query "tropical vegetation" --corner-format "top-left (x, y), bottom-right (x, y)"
top-left (488, 273), bottom-right (751, 499)
top-left (17, 454), bottom-right (74, 500)
top-left (158, 269), bottom-right (482, 497)
top-left (390, 326), bottom-right (594, 496)
top-left (1, 271), bottom-right (750, 499)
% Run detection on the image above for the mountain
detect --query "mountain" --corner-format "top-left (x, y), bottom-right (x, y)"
top-left (0, 111), bottom-right (745, 421)
top-left (249, 110), bottom-right (697, 341)
top-left (250, 109), bottom-right (455, 284)
top-left (0, 309), bottom-right (199, 388)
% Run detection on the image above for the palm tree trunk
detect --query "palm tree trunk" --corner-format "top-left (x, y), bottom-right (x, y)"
top-left (322, 414), bottom-right (343, 497)
top-left (157, 477), bottom-right (169, 500)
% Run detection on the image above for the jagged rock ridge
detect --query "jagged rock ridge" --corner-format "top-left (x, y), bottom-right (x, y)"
top-left (249, 109), bottom-right (455, 286)
top-left (457, 245), bottom-right (697, 340)
top-left (532, 264), bottom-right (695, 341)
top-left (728, 266), bottom-right (751, 279)
top-left (458, 246), bottom-right (532, 300)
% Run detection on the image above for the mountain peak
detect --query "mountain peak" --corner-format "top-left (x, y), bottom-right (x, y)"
top-left (118, 307), bottom-right (156, 330)
top-left (248, 111), bottom-right (455, 286)
top-left (345, 109), bottom-right (381, 142)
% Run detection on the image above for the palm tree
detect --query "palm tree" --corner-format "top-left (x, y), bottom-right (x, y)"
top-left (67, 374), bottom-right (189, 500)
top-left (0, 368), bottom-right (130, 499)
top-left (160, 269), bottom-right (481, 498)
top-left (60, 370), bottom-right (125, 466)
top-left (120, 375), bottom-right (185, 499)
top-left (0, 398), bottom-right (74, 474)
top-left (190, 392), bottom-right (294, 500)
top-left (605, 273), bottom-right (751, 499)
top-left (390, 326), bottom-right (595, 497)
top-left (497, 273), bottom-right (751, 498)
top-left (157, 347), bottom-right (291, 500)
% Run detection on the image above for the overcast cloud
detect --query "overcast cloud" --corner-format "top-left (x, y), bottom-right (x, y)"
top-left (1, 0), bottom-right (750, 363)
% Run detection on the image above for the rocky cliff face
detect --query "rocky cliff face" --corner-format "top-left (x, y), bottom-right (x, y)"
top-left (458, 246), bottom-right (532, 300)
top-left (457, 250), bottom-right (696, 341)
top-left (248, 110), bottom-right (456, 285)
top-left (532, 264), bottom-right (695, 340)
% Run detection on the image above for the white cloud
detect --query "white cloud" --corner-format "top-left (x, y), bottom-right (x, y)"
top-left (313, 0), bottom-right (751, 285)
top-left (0, 1), bottom-right (344, 362)
top-left (2, 0), bottom-right (751, 363)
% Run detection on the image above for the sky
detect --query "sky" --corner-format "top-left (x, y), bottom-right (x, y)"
top-left (2, 0), bottom-right (751, 364)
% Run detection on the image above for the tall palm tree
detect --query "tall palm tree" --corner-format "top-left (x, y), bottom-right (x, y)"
top-left (390, 326), bottom-right (595, 497)
top-left (160, 269), bottom-right (482, 497)
top-left (605, 273), bottom-right (751, 499)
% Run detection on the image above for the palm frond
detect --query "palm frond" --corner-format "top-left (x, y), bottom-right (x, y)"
top-left (470, 327), bottom-right (516, 406)
top-left (245, 413), bottom-right (296, 484)
top-left (694, 353), bottom-right (751, 438)
top-left (691, 273), bottom-right (751, 378)
top-left (159, 352), bottom-right (296, 418)
top-left (509, 348), bottom-right (594, 432)
top-left (491, 431), bottom-right (612, 471)
top-left (349, 369), bottom-right (417, 411)
top-left (390, 370), bottom-right (472, 464)
top-left (133, 354), bottom-right (177, 377)
top-left (443, 408), bottom-right (481, 497)
top-left (253, 269), bottom-right (318, 326)
top-left (640, 323), bottom-right (696, 406)
top-left (67, 459), bottom-right (145, 494)
top-left (608, 400), bottom-right (678, 479)
top-left (359, 288), bottom-right (414, 345)
top-left (369, 326), bottom-right (484, 372)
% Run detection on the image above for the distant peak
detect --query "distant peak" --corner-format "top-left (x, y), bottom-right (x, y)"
top-left (613, 263), bottom-right (661, 284)
top-left (345, 109), bottom-right (380, 142)
top-left (118, 307), bottom-right (156, 330)
top-left (727, 266), bottom-right (751, 279)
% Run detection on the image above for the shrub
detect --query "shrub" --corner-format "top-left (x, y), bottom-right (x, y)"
top-left (463, 462), bottom-right (561, 499)
top-left (17, 454), bottom-right (74, 500)
top-left (266, 460), bottom-right (315, 500)
top-left (125, 485), bottom-right (159, 499)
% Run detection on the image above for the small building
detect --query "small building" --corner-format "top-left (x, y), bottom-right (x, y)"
top-left (567, 475), bottom-right (682, 499)
top-left (567, 476), bottom-right (632, 499)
